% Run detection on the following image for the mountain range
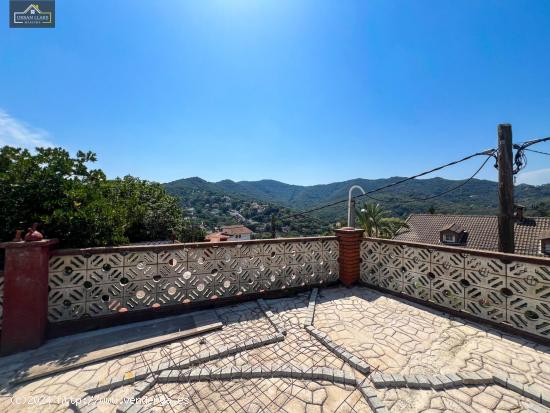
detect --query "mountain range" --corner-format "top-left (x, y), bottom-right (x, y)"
top-left (164, 177), bottom-right (550, 232)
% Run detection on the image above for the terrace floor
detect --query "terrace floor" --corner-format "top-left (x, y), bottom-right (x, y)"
top-left (1, 285), bottom-right (550, 412)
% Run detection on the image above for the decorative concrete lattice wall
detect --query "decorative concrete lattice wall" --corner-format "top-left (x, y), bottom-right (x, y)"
top-left (47, 238), bottom-right (339, 323)
top-left (360, 239), bottom-right (550, 340)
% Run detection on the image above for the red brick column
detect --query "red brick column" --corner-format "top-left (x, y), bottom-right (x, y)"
top-left (335, 227), bottom-right (364, 287)
top-left (0, 239), bottom-right (58, 355)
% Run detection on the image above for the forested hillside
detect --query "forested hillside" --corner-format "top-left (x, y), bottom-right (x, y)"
top-left (164, 176), bottom-right (550, 234)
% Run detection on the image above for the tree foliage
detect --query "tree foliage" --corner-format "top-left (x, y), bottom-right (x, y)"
top-left (0, 146), bottom-right (204, 247)
top-left (356, 203), bottom-right (408, 238)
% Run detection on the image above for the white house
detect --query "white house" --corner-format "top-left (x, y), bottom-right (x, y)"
top-left (221, 225), bottom-right (254, 241)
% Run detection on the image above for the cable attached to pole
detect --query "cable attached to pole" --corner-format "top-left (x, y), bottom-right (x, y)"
top-left (512, 136), bottom-right (550, 174)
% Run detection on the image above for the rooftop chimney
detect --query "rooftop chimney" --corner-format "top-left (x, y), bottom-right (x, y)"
top-left (514, 204), bottom-right (525, 221)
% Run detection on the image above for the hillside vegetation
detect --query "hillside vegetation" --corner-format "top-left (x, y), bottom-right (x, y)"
top-left (164, 176), bottom-right (550, 234)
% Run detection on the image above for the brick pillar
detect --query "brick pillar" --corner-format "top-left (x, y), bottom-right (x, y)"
top-left (0, 239), bottom-right (58, 355)
top-left (335, 227), bottom-right (364, 287)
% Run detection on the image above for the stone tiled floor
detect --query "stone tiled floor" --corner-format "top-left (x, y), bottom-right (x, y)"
top-left (1, 286), bottom-right (550, 412)
top-left (143, 379), bottom-right (368, 413)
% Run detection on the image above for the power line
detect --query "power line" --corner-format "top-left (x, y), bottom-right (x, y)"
top-left (275, 135), bottom-right (545, 225)
top-left (359, 149), bottom-right (495, 197)
top-left (279, 148), bottom-right (496, 221)
top-left (360, 155), bottom-right (492, 205)
top-left (525, 148), bottom-right (550, 157)
top-left (411, 155), bottom-right (492, 200)
top-left (513, 136), bottom-right (550, 147)
top-left (301, 154), bottom-right (491, 208)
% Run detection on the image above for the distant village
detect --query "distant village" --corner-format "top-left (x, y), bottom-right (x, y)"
top-left (181, 193), bottom-right (315, 240)
top-left (198, 201), bottom-right (550, 257)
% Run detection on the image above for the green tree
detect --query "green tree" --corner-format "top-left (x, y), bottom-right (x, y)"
top-left (356, 203), bottom-right (408, 238)
top-left (0, 146), bottom-right (203, 247)
top-left (105, 176), bottom-right (193, 243)
top-left (381, 217), bottom-right (409, 238)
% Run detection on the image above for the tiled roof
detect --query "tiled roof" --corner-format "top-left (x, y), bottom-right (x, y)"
top-left (441, 223), bottom-right (465, 233)
top-left (205, 232), bottom-right (229, 242)
top-left (221, 225), bottom-right (253, 235)
top-left (394, 214), bottom-right (550, 256)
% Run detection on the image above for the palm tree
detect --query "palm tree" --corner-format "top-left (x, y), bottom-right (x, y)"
top-left (356, 203), bottom-right (408, 238)
top-left (382, 217), bottom-right (409, 238)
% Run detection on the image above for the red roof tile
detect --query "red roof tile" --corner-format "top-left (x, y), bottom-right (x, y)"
top-left (394, 214), bottom-right (550, 256)
top-left (221, 225), bottom-right (253, 235)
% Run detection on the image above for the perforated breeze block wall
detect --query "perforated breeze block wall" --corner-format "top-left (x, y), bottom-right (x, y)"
top-left (47, 238), bottom-right (339, 323)
top-left (360, 239), bottom-right (550, 340)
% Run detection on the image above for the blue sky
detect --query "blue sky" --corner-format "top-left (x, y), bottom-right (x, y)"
top-left (1, 0), bottom-right (549, 186)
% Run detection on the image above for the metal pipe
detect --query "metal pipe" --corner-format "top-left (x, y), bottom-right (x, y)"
top-left (347, 185), bottom-right (366, 227)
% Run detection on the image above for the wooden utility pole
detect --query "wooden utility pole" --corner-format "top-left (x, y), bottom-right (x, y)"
top-left (497, 123), bottom-right (515, 253)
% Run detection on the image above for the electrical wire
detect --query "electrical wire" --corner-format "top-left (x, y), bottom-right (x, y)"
top-left (278, 149), bottom-right (496, 220)
top-left (290, 154), bottom-right (491, 215)
top-left (358, 149), bottom-right (495, 197)
top-left (276, 136), bottom-right (548, 223)
top-left (524, 148), bottom-right (550, 157)
top-left (359, 155), bottom-right (492, 205)
top-left (513, 137), bottom-right (550, 147)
